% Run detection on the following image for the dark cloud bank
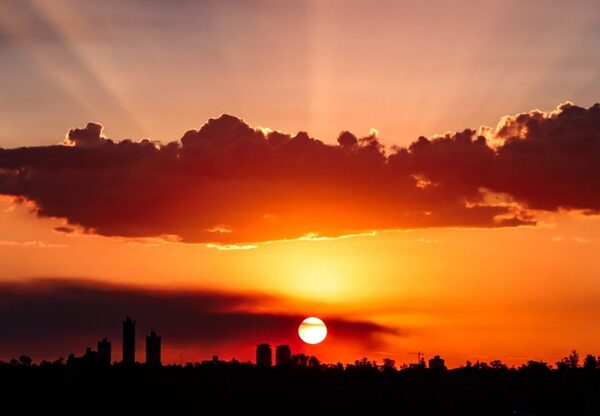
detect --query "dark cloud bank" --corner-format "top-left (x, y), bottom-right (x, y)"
top-left (1, 102), bottom-right (600, 244)
top-left (0, 279), bottom-right (396, 360)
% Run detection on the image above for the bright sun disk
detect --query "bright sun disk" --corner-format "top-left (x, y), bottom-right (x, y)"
top-left (298, 317), bottom-right (327, 344)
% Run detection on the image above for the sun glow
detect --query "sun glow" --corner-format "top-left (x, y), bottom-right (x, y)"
top-left (298, 317), bottom-right (327, 344)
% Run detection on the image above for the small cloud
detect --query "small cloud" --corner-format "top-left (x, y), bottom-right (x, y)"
top-left (54, 226), bottom-right (75, 234)
top-left (126, 241), bottom-right (163, 248)
top-left (205, 230), bottom-right (376, 250)
top-left (0, 195), bottom-right (18, 212)
top-left (296, 231), bottom-right (377, 242)
top-left (574, 236), bottom-right (592, 243)
top-left (205, 224), bottom-right (233, 234)
top-left (62, 122), bottom-right (108, 147)
top-left (416, 238), bottom-right (442, 244)
top-left (412, 174), bottom-right (435, 189)
top-left (0, 240), bottom-right (68, 248)
top-left (256, 126), bottom-right (273, 135)
top-left (123, 235), bottom-right (183, 247)
top-left (206, 243), bottom-right (257, 251)
top-left (550, 235), bottom-right (598, 243)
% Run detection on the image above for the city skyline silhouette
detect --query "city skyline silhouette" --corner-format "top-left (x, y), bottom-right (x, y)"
top-left (2, 315), bottom-right (599, 414)
top-left (2, 1), bottom-right (600, 412)
top-left (6, 315), bottom-right (598, 374)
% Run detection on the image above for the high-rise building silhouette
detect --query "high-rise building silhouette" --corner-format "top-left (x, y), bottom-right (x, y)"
top-left (122, 316), bottom-right (136, 364)
top-left (276, 345), bottom-right (291, 366)
top-left (256, 343), bottom-right (272, 367)
top-left (428, 355), bottom-right (447, 370)
top-left (98, 338), bottom-right (111, 365)
top-left (146, 331), bottom-right (161, 366)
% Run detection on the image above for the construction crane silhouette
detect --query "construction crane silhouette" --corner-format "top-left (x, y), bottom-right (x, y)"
top-left (409, 351), bottom-right (425, 364)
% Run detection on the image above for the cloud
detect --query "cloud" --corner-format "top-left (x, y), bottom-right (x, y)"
top-left (492, 103), bottom-right (600, 211)
top-left (53, 226), bottom-right (75, 234)
top-left (0, 279), bottom-right (397, 361)
top-left (205, 243), bottom-right (257, 251)
top-left (0, 240), bottom-right (68, 248)
top-left (63, 123), bottom-right (107, 147)
top-left (550, 235), bottom-right (599, 244)
top-left (0, 103), bottom-right (599, 243)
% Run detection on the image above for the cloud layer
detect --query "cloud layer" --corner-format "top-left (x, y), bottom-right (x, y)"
top-left (1, 103), bottom-right (599, 243)
top-left (0, 279), bottom-right (395, 361)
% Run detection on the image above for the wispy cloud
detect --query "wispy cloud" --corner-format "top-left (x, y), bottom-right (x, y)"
top-left (205, 243), bottom-right (257, 251)
top-left (416, 238), bottom-right (443, 244)
top-left (0, 240), bottom-right (68, 248)
top-left (551, 235), bottom-right (599, 244)
top-left (204, 230), bottom-right (377, 250)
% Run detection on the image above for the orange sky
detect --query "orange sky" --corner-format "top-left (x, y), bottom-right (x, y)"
top-left (1, 0), bottom-right (600, 368)
top-left (2, 194), bottom-right (600, 367)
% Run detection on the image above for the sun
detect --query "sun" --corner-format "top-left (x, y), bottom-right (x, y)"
top-left (298, 317), bottom-right (327, 344)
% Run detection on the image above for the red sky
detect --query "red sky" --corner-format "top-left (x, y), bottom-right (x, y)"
top-left (1, 0), bottom-right (600, 368)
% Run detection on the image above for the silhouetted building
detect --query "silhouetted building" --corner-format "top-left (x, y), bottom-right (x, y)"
top-left (122, 316), bottom-right (136, 364)
top-left (429, 355), bottom-right (447, 370)
top-left (276, 345), bottom-right (291, 366)
top-left (256, 343), bottom-right (272, 367)
top-left (67, 347), bottom-right (103, 367)
top-left (145, 331), bottom-right (161, 366)
top-left (201, 355), bottom-right (225, 366)
top-left (98, 338), bottom-right (111, 365)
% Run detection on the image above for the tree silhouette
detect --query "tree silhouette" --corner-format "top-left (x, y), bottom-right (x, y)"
top-left (583, 354), bottom-right (598, 370)
top-left (308, 356), bottom-right (320, 368)
top-left (354, 357), bottom-right (378, 369)
top-left (382, 358), bottom-right (396, 372)
top-left (1, 350), bottom-right (600, 412)
top-left (556, 350), bottom-right (580, 370)
top-left (489, 360), bottom-right (508, 370)
top-left (291, 353), bottom-right (308, 367)
top-left (520, 360), bottom-right (551, 371)
top-left (18, 355), bottom-right (32, 367)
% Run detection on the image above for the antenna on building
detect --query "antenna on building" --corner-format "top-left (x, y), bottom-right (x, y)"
top-left (409, 351), bottom-right (425, 363)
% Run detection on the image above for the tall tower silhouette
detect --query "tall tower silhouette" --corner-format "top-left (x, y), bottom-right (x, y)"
top-left (276, 345), bottom-right (291, 366)
top-left (146, 331), bottom-right (161, 367)
top-left (122, 316), bottom-right (136, 364)
top-left (98, 338), bottom-right (111, 365)
top-left (256, 343), bottom-right (272, 367)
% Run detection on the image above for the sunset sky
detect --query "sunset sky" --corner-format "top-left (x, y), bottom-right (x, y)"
top-left (1, 0), bottom-right (600, 367)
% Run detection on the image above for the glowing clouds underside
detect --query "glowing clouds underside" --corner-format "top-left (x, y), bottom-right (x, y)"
top-left (0, 103), bottom-right (599, 244)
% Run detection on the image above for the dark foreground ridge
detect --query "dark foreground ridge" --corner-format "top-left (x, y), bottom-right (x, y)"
top-left (2, 316), bottom-right (600, 413)
top-left (2, 358), bottom-right (600, 414)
